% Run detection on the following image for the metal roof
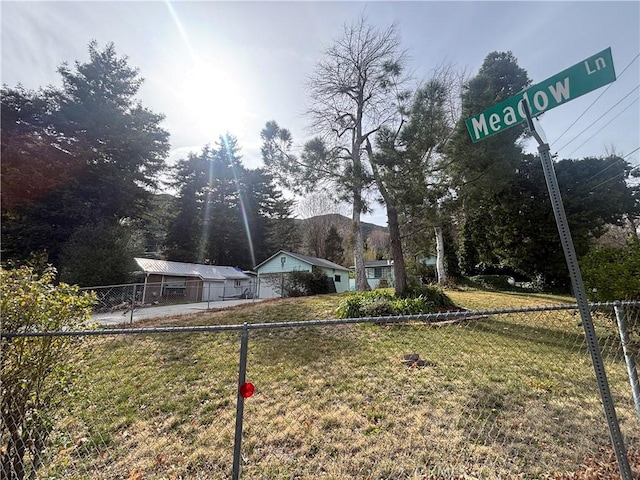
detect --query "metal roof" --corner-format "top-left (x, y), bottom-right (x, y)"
top-left (212, 266), bottom-right (252, 280)
top-left (255, 250), bottom-right (349, 271)
top-left (134, 258), bottom-right (249, 281)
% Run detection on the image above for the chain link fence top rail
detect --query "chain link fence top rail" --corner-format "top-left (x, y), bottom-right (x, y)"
top-left (2, 301), bottom-right (639, 479)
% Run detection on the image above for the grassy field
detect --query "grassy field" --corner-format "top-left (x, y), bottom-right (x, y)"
top-left (43, 289), bottom-right (639, 479)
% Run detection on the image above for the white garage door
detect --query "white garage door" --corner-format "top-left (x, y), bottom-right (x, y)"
top-left (258, 275), bottom-right (280, 298)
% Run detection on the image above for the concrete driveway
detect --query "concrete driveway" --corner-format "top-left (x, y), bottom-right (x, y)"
top-left (92, 298), bottom-right (268, 326)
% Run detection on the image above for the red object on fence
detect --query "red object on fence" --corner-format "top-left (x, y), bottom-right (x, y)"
top-left (239, 382), bottom-right (254, 398)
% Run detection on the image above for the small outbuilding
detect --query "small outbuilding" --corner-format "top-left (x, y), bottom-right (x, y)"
top-left (254, 250), bottom-right (350, 298)
top-left (134, 258), bottom-right (254, 303)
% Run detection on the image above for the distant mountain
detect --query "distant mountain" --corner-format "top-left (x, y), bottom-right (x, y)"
top-left (295, 214), bottom-right (388, 238)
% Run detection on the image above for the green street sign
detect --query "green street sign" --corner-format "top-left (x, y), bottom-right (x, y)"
top-left (466, 47), bottom-right (616, 142)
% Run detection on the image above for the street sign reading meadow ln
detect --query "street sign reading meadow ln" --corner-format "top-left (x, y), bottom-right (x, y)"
top-left (465, 47), bottom-right (616, 142)
top-left (463, 47), bottom-right (635, 478)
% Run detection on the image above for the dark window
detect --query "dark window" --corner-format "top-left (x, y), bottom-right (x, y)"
top-left (335, 275), bottom-right (341, 282)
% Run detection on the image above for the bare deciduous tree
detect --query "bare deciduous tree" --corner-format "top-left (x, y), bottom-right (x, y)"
top-left (305, 17), bottom-right (408, 291)
top-left (262, 17), bottom-right (408, 291)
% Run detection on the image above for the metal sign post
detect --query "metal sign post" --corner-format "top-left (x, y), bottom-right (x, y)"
top-left (464, 47), bottom-right (632, 478)
top-left (521, 100), bottom-right (632, 479)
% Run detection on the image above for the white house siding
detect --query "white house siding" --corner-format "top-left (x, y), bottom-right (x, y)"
top-left (134, 258), bottom-right (253, 302)
top-left (202, 281), bottom-right (225, 301)
top-left (257, 254), bottom-right (312, 274)
top-left (223, 278), bottom-right (255, 299)
top-left (256, 253), bottom-right (310, 299)
top-left (203, 280), bottom-right (255, 301)
top-left (257, 273), bottom-right (284, 298)
top-left (318, 267), bottom-right (349, 293)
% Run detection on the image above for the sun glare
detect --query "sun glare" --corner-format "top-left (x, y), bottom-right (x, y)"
top-left (178, 60), bottom-right (250, 137)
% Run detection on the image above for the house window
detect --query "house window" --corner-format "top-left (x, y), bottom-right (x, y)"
top-left (163, 277), bottom-right (186, 298)
top-left (235, 279), bottom-right (242, 288)
top-left (374, 267), bottom-right (383, 278)
top-left (334, 275), bottom-right (341, 283)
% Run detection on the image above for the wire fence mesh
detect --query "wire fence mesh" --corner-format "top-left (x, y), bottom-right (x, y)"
top-left (82, 280), bottom-right (258, 314)
top-left (2, 302), bottom-right (639, 479)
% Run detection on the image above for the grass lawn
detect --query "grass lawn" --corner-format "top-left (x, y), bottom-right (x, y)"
top-left (43, 289), bottom-right (639, 479)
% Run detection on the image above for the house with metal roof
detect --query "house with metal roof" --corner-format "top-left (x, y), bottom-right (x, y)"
top-left (254, 250), bottom-right (350, 298)
top-left (134, 258), bottom-right (254, 304)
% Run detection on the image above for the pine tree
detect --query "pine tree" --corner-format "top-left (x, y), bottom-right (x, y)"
top-left (324, 225), bottom-right (345, 265)
top-left (166, 136), bottom-right (294, 268)
top-left (1, 42), bottom-right (169, 284)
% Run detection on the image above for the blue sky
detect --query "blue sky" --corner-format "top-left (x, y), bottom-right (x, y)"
top-left (2, 1), bottom-right (639, 225)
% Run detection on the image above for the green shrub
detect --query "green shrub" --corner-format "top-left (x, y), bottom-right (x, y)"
top-left (392, 297), bottom-right (436, 315)
top-left (336, 288), bottom-right (443, 319)
top-left (335, 295), bottom-right (364, 318)
top-left (581, 241), bottom-right (640, 302)
top-left (360, 298), bottom-right (396, 317)
top-left (1, 265), bottom-right (95, 479)
top-left (285, 270), bottom-right (331, 297)
top-left (581, 241), bottom-right (640, 339)
top-left (401, 284), bottom-right (454, 307)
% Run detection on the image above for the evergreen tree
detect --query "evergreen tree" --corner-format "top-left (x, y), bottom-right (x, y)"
top-left (166, 136), bottom-right (293, 268)
top-left (372, 69), bottom-right (462, 289)
top-left (445, 51), bottom-right (531, 276)
top-left (166, 138), bottom-right (242, 265)
top-left (324, 225), bottom-right (345, 265)
top-left (1, 42), bottom-right (169, 281)
top-left (240, 167), bottom-right (298, 266)
top-left (488, 154), bottom-right (639, 289)
top-left (58, 220), bottom-right (144, 287)
top-left (262, 199), bottom-right (301, 261)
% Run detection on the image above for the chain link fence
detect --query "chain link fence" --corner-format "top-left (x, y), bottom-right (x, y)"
top-left (83, 281), bottom-right (258, 315)
top-left (2, 301), bottom-right (639, 479)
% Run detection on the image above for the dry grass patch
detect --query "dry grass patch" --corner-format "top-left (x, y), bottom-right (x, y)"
top-left (39, 291), bottom-right (639, 479)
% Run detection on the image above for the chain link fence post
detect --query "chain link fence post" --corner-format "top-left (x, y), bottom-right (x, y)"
top-left (129, 284), bottom-right (136, 324)
top-left (614, 302), bottom-right (640, 422)
top-left (232, 323), bottom-right (250, 480)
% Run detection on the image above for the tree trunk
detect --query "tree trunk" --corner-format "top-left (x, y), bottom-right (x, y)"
top-left (435, 225), bottom-right (447, 286)
top-left (353, 192), bottom-right (370, 291)
top-left (352, 113), bottom-right (370, 292)
top-left (387, 204), bottom-right (407, 296)
top-left (364, 138), bottom-right (408, 295)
